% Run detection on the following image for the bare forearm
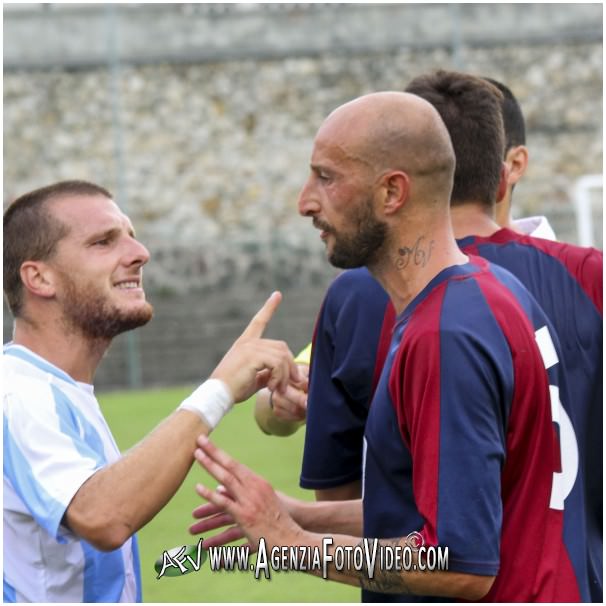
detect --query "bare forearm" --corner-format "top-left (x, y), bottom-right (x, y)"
top-left (193, 437), bottom-right (493, 600)
top-left (268, 532), bottom-right (493, 600)
top-left (66, 409), bottom-right (208, 550)
top-left (288, 497), bottom-right (363, 536)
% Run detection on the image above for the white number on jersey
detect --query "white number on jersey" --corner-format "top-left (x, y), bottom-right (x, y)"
top-left (534, 326), bottom-right (579, 510)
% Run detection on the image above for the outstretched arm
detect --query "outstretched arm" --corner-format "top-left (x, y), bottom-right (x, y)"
top-left (190, 487), bottom-right (363, 547)
top-left (65, 292), bottom-right (301, 551)
top-left (194, 436), bottom-right (494, 600)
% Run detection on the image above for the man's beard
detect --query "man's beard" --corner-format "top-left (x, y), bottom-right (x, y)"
top-left (59, 275), bottom-right (153, 340)
top-left (319, 198), bottom-right (388, 269)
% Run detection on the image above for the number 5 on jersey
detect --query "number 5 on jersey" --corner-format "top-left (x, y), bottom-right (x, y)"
top-left (534, 326), bottom-right (579, 511)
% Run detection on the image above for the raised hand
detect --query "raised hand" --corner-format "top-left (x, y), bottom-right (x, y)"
top-left (210, 292), bottom-right (302, 403)
top-left (193, 435), bottom-right (303, 549)
top-left (190, 490), bottom-right (248, 548)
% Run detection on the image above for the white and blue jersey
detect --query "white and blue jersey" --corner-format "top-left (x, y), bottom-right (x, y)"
top-left (3, 344), bottom-right (141, 602)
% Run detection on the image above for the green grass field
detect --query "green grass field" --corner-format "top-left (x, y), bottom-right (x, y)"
top-left (99, 386), bottom-right (359, 603)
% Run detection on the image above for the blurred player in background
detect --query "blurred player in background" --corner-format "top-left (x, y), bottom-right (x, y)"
top-left (253, 267), bottom-right (394, 501)
top-left (192, 91), bottom-right (593, 601)
top-left (406, 70), bottom-right (602, 600)
top-left (485, 77), bottom-right (557, 240)
top-left (298, 268), bottom-right (393, 500)
top-left (3, 180), bottom-right (300, 602)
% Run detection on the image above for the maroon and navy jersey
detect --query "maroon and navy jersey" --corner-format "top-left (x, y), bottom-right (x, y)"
top-left (458, 229), bottom-right (602, 601)
top-left (363, 257), bottom-right (592, 602)
top-left (300, 267), bottom-right (394, 489)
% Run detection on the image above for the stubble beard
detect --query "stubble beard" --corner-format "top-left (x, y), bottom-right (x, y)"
top-left (59, 275), bottom-right (153, 341)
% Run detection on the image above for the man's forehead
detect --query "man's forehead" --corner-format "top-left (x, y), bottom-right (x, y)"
top-left (49, 194), bottom-right (133, 232)
top-left (312, 122), bottom-right (372, 170)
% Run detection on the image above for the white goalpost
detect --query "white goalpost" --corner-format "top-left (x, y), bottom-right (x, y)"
top-left (572, 174), bottom-right (603, 248)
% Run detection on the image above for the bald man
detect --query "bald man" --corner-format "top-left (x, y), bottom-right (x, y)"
top-left (190, 93), bottom-right (580, 601)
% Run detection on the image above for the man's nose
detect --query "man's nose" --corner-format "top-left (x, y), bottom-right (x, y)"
top-left (297, 178), bottom-right (320, 217)
top-left (125, 238), bottom-right (151, 268)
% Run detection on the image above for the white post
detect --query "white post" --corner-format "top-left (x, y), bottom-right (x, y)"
top-left (572, 174), bottom-right (602, 247)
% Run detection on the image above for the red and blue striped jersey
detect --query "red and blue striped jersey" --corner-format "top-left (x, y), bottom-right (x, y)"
top-left (458, 229), bottom-right (602, 601)
top-left (363, 257), bottom-right (592, 602)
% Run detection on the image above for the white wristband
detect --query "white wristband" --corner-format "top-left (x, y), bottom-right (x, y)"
top-left (178, 379), bottom-right (234, 430)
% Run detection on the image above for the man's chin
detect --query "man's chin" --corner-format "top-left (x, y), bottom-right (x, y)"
top-left (328, 250), bottom-right (365, 270)
top-left (79, 303), bottom-right (154, 340)
top-left (125, 302), bottom-right (154, 329)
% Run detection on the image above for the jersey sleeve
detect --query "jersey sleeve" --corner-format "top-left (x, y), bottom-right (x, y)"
top-left (300, 270), bottom-right (391, 489)
top-left (389, 284), bottom-right (513, 576)
top-left (3, 377), bottom-right (104, 542)
top-left (577, 248), bottom-right (603, 314)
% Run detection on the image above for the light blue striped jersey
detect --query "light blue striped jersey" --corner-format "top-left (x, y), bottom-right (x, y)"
top-left (3, 343), bottom-right (141, 602)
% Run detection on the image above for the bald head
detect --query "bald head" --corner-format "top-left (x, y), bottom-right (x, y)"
top-left (316, 92), bottom-right (455, 202)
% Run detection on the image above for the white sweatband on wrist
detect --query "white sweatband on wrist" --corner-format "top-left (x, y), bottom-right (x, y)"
top-left (178, 379), bottom-right (234, 430)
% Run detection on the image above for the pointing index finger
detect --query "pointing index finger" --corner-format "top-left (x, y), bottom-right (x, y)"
top-left (239, 291), bottom-right (282, 340)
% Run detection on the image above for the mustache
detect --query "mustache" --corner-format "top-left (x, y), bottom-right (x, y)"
top-left (312, 218), bottom-right (334, 233)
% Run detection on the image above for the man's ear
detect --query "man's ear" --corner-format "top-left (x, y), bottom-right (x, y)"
top-left (505, 144), bottom-right (529, 187)
top-left (19, 261), bottom-right (57, 299)
top-left (381, 171), bottom-right (410, 216)
top-left (496, 162), bottom-right (510, 203)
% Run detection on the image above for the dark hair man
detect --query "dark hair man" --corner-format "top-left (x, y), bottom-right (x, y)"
top-left (406, 70), bottom-right (602, 602)
top-left (3, 180), bottom-right (300, 602)
top-left (484, 77), bottom-right (557, 239)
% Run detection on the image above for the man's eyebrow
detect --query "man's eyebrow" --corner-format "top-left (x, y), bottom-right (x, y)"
top-left (85, 226), bottom-right (121, 242)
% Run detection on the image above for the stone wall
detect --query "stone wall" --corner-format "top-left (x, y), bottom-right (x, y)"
top-left (3, 3), bottom-right (602, 389)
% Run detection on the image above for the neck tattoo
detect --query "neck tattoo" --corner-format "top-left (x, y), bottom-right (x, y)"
top-left (396, 236), bottom-right (435, 270)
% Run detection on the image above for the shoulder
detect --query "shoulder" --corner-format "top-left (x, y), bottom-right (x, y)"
top-left (326, 267), bottom-right (385, 297)
top-left (323, 268), bottom-right (389, 312)
top-left (3, 357), bottom-right (79, 431)
top-left (4, 362), bottom-right (54, 413)
top-left (521, 234), bottom-right (601, 266)
top-left (513, 235), bottom-right (602, 311)
top-left (489, 229), bottom-right (602, 277)
top-left (409, 260), bottom-right (528, 344)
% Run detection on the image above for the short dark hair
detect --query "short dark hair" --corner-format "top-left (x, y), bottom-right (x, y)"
top-left (483, 77), bottom-right (526, 153)
top-left (3, 180), bottom-right (112, 317)
top-left (406, 70), bottom-right (505, 208)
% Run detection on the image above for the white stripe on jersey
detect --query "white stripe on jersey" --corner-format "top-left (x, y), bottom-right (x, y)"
top-left (3, 344), bottom-right (140, 602)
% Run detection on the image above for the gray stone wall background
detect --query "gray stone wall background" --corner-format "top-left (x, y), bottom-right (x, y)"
top-left (3, 3), bottom-right (603, 389)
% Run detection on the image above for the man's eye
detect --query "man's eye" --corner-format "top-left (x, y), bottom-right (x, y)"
top-left (93, 238), bottom-right (110, 246)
